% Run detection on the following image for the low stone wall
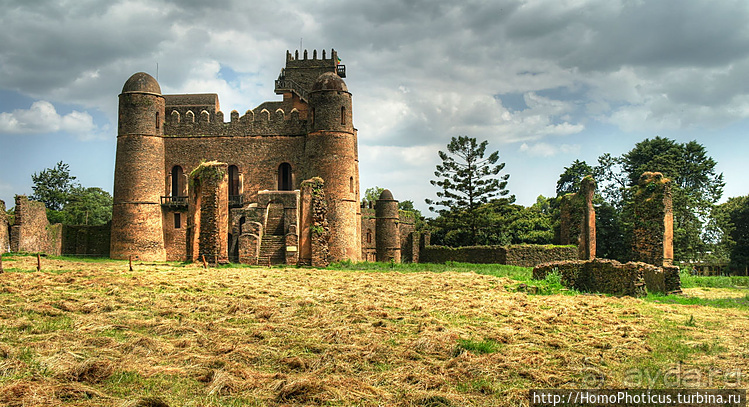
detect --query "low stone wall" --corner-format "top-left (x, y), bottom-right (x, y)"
top-left (61, 224), bottom-right (111, 257)
top-left (533, 258), bottom-right (681, 297)
top-left (420, 244), bottom-right (576, 267)
top-left (504, 245), bottom-right (578, 267)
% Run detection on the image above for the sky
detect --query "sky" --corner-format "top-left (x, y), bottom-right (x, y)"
top-left (1, 0), bottom-right (749, 215)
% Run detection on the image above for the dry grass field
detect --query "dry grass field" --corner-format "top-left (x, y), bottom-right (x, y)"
top-left (0, 255), bottom-right (747, 406)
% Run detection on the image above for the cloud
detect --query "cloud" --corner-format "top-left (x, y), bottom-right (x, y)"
top-left (520, 142), bottom-right (581, 157)
top-left (0, 101), bottom-right (100, 139)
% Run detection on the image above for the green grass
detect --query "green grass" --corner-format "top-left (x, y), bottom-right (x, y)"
top-left (646, 291), bottom-right (749, 310)
top-left (680, 272), bottom-right (749, 289)
top-left (455, 338), bottom-right (502, 355)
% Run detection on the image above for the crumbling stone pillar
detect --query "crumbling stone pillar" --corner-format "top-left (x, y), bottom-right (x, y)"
top-left (578, 176), bottom-right (596, 260)
top-left (9, 195), bottom-right (61, 255)
top-left (299, 178), bottom-right (329, 267)
top-left (375, 189), bottom-right (400, 263)
top-left (0, 199), bottom-right (8, 254)
top-left (187, 161), bottom-right (229, 264)
top-left (631, 172), bottom-right (674, 267)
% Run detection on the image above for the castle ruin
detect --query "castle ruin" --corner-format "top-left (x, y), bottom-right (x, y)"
top-left (111, 50), bottom-right (413, 264)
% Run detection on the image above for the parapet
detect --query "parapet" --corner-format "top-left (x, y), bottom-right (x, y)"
top-left (164, 105), bottom-right (306, 137)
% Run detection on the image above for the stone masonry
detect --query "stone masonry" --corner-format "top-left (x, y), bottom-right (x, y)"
top-left (0, 200), bottom-right (9, 253)
top-left (9, 195), bottom-right (62, 255)
top-left (631, 172), bottom-right (674, 267)
top-left (187, 161), bottom-right (229, 264)
top-left (111, 50), bottom-right (363, 264)
top-left (578, 175), bottom-right (596, 260)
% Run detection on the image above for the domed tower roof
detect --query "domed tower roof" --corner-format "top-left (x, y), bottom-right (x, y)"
top-left (311, 72), bottom-right (348, 92)
top-left (122, 72), bottom-right (161, 94)
top-left (378, 189), bottom-right (394, 201)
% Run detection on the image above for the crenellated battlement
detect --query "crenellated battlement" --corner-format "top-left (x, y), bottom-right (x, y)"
top-left (285, 48), bottom-right (339, 64)
top-left (164, 106), bottom-right (307, 137)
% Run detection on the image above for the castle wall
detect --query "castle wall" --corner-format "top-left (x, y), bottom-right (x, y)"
top-left (163, 135), bottom-right (307, 205)
top-left (61, 224), bottom-right (111, 257)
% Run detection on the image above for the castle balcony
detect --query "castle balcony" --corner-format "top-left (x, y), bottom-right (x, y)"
top-left (274, 78), bottom-right (309, 103)
top-left (336, 64), bottom-right (346, 78)
top-left (229, 195), bottom-right (244, 208)
top-left (161, 195), bottom-right (189, 207)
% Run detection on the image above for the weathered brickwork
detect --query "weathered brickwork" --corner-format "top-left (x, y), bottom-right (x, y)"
top-left (533, 258), bottom-right (681, 296)
top-left (579, 176), bottom-right (596, 260)
top-left (187, 162), bottom-right (229, 264)
top-left (631, 172), bottom-right (674, 267)
top-left (112, 50), bottom-right (364, 263)
top-left (61, 224), bottom-right (111, 257)
top-left (375, 189), bottom-right (400, 263)
top-left (360, 197), bottom-right (419, 263)
top-left (299, 178), bottom-right (329, 267)
top-left (0, 200), bottom-right (8, 253)
top-left (420, 244), bottom-right (577, 267)
top-left (9, 196), bottom-right (61, 255)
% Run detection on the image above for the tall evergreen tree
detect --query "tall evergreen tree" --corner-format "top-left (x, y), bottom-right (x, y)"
top-left (426, 136), bottom-right (510, 245)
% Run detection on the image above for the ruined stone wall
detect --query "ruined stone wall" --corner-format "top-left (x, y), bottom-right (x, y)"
top-left (61, 224), bottom-right (111, 257)
top-left (533, 258), bottom-right (681, 296)
top-left (420, 244), bottom-right (577, 267)
top-left (9, 195), bottom-right (61, 255)
top-left (0, 199), bottom-right (8, 253)
top-left (631, 172), bottom-right (674, 266)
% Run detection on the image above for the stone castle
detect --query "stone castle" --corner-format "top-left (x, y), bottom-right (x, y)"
top-left (110, 49), bottom-right (418, 265)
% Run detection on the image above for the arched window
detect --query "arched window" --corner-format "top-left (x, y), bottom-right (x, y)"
top-left (341, 106), bottom-right (346, 125)
top-left (366, 229), bottom-right (372, 244)
top-left (278, 163), bottom-right (292, 191)
top-left (156, 112), bottom-right (160, 129)
top-left (349, 176), bottom-right (354, 193)
top-left (171, 166), bottom-right (183, 197)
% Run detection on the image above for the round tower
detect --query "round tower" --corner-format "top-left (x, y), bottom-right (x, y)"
top-left (375, 189), bottom-right (401, 263)
top-left (111, 72), bottom-right (166, 261)
top-left (305, 72), bottom-right (360, 261)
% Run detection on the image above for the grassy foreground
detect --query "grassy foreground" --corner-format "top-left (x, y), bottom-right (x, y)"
top-left (0, 255), bottom-right (747, 406)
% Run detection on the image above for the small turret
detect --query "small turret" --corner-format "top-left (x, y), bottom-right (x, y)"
top-left (111, 72), bottom-right (166, 261)
top-left (376, 189), bottom-right (400, 263)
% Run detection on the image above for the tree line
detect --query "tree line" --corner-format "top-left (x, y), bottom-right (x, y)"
top-left (419, 135), bottom-right (748, 272)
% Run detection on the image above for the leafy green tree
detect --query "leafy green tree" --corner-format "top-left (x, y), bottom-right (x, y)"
top-left (426, 136), bottom-right (510, 246)
top-left (556, 160), bottom-right (594, 197)
top-left (31, 161), bottom-right (78, 211)
top-left (619, 137), bottom-right (724, 260)
top-left (362, 186), bottom-right (385, 205)
top-left (712, 196), bottom-right (749, 273)
top-left (61, 187), bottom-right (112, 226)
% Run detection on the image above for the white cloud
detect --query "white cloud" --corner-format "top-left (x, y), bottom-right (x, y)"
top-left (520, 142), bottom-right (581, 157)
top-left (0, 101), bottom-right (100, 139)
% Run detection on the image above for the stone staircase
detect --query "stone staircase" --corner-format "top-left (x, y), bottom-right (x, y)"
top-left (259, 203), bottom-right (286, 265)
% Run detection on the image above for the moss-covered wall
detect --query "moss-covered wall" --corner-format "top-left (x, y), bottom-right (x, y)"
top-left (420, 244), bottom-right (577, 267)
top-left (61, 224), bottom-right (111, 257)
top-left (631, 172), bottom-right (673, 266)
top-left (533, 258), bottom-right (681, 296)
